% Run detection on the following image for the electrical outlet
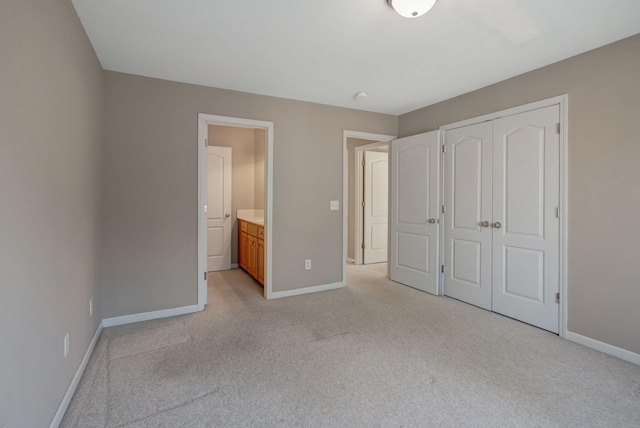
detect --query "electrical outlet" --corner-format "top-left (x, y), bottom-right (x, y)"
top-left (63, 333), bottom-right (69, 358)
top-left (330, 200), bottom-right (339, 210)
top-left (305, 259), bottom-right (311, 270)
top-left (89, 298), bottom-right (93, 317)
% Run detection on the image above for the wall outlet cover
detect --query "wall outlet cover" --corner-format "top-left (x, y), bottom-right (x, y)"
top-left (63, 333), bottom-right (70, 358)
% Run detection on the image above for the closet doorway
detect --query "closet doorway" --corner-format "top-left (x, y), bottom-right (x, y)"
top-left (441, 97), bottom-right (567, 334)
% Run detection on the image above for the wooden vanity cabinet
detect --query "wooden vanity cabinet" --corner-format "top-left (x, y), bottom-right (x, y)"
top-left (238, 219), bottom-right (264, 285)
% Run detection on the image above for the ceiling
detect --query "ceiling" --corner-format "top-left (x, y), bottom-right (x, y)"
top-left (71, 0), bottom-right (640, 115)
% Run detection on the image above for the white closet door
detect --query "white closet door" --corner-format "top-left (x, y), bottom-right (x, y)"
top-left (389, 131), bottom-right (439, 295)
top-left (443, 122), bottom-right (493, 310)
top-left (363, 151), bottom-right (388, 264)
top-left (491, 105), bottom-right (560, 333)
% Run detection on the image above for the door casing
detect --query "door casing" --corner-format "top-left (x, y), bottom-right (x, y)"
top-left (439, 95), bottom-right (568, 337)
top-left (198, 114), bottom-right (274, 308)
top-left (342, 131), bottom-right (396, 279)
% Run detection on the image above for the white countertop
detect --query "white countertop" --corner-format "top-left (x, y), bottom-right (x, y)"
top-left (237, 209), bottom-right (264, 226)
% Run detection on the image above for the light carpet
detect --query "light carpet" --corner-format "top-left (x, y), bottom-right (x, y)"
top-left (61, 263), bottom-right (640, 427)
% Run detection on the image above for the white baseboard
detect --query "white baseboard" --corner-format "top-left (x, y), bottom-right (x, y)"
top-left (346, 258), bottom-right (355, 264)
top-left (49, 321), bottom-right (103, 428)
top-left (565, 331), bottom-right (640, 366)
top-left (102, 305), bottom-right (199, 328)
top-left (231, 263), bottom-right (239, 269)
top-left (269, 281), bottom-right (345, 299)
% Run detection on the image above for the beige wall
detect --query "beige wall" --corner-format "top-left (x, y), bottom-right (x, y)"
top-left (208, 124), bottom-right (259, 265)
top-left (400, 34), bottom-right (640, 354)
top-left (101, 71), bottom-right (397, 317)
top-left (0, 0), bottom-right (104, 426)
top-left (254, 129), bottom-right (266, 209)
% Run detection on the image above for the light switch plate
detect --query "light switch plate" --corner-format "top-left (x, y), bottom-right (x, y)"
top-left (330, 200), bottom-right (339, 210)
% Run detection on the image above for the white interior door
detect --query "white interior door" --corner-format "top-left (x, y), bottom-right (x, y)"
top-left (443, 122), bottom-right (493, 310)
top-left (363, 150), bottom-right (388, 264)
top-left (491, 105), bottom-right (560, 333)
top-left (390, 131), bottom-right (439, 295)
top-left (207, 146), bottom-right (232, 271)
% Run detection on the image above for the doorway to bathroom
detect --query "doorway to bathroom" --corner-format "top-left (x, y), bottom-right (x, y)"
top-left (198, 114), bottom-right (274, 308)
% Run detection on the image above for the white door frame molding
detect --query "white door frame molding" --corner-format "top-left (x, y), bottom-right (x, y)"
top-left (198, 114), bottom-right (274, 307)
top-left (343, 131), bottom-right (396, 282)
top-left (439, 94), bottom-right (569, 338)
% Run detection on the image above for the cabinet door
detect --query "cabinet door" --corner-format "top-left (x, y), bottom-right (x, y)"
top-left (239, 231), bottom-right (248, 270)
top-left (248, 235), bottom-right (257, 278)
top-left (257, 239), bottom-right (264, 285)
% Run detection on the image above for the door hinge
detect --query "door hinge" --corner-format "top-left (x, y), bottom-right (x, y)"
top-left (442, 145), bottom-right (446, 153)
top-left (556, 207), bottom-right (560, 218)
top-left (556, 292), bottom-right (560, 303)
top-left (204, 272), bottom-right (207, 280)
top-left (204, 138), bottom-right (208, 147)
top-left (441, 265), bottom-right (445, 273)
top-left (441, 205), bottom-right (446, 214)
top-left (361, 243), bottom-right (365, 249)
top-left (361, 201), bottom-right (365, 208)
top-left (362, 159), bottom-right (366, 167)
top-left (556, 123), bottom-right (560, 134)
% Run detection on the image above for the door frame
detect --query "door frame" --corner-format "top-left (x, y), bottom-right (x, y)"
top-left (438, 94), bottom-right (568, 337)
top-left (354, 141), bottom-right (390, 265)
top-left (198, 113), bottom-right (274, 308)
top-left (342, 131), bottom-right (396, 280)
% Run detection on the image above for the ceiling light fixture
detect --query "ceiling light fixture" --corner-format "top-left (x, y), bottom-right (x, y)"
top-left (388, 0), bottom-right (437, 18)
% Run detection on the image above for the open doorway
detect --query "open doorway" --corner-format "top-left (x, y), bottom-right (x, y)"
top-left (198, 114), bottom-right (274, 309)
top-left (342, 131), bottom-right (395, 283)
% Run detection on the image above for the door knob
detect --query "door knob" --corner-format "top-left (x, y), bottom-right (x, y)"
top-left (428, 218), bottom-right (436, 224)
top-left (480, 221), bottom-right (489, 228)
top-left (492, 222), bottom-right (502, 229)
top-left (225, 213), bottom-right (231, 218)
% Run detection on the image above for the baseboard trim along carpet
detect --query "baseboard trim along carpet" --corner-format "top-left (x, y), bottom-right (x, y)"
top-left (49, 322), bottom-right (103, 428)
top-left (102, 305), bottom-right (200, 328)
top-left (269, 281), bottom-right (345, 299)
top-left (566, 331), bottom-right (640, 365)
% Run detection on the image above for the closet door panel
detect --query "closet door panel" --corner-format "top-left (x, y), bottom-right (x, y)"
top-left (492, 105), bottom-right (560, 333)
top-left (443, 122), bottom-right (493, 310)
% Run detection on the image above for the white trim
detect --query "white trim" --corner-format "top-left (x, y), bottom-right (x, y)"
top-left (438, 94), bottom-right (569, 337)
top-left (270, 281), bottom-right (345, 299)
top-left (566, 331), bottom-right (640, 366)
top-left (198, 114), bottom-right (274, 303)
top-left (559, 95), bottom-right (569, 339)
top-left (439, 95), bottom-right (569, 131)
top-left (231, 263), bottom-right (239, 269)
top-left (346, 257), bottom-right (355, 264)
top-left (49, 322), bottom-right (103, 428)
top-left (342, 131), bottom-right (396, 284)
top-left (102, 305), bottom-right (199, 328)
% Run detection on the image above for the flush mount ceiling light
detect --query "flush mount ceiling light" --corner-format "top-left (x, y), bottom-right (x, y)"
top-left (388, 0), bottom-right (437, 18)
